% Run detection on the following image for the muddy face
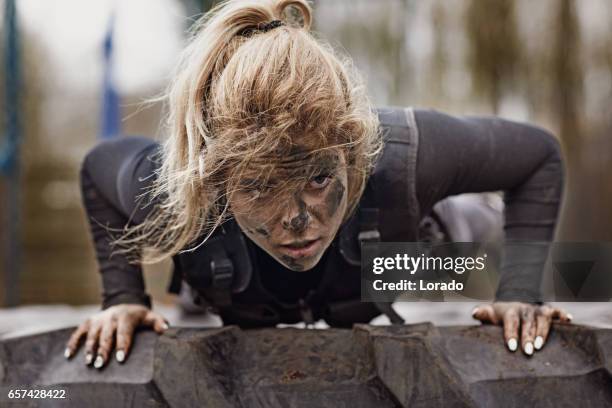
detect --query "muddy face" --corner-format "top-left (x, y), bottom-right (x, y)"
top-left (232, 149), bottom-right (349, 271)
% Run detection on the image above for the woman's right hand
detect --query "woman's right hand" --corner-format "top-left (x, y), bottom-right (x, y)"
top-left (63, 304), bottom-right (169, 369)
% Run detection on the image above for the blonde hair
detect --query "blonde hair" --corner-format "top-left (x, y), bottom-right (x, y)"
top-left (116, 0), bottom-right (382, 264)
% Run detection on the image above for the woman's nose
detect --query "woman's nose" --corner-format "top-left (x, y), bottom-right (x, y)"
top-left (282, 198), bottom-right (311, 232)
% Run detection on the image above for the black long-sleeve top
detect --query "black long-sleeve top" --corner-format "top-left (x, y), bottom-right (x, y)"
top-left (79, 108), bottom-right (564, 310)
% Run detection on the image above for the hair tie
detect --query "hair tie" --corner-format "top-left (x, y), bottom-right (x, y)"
top-left (238, 20), bottom-right (285, 37)
top-left (260, 20), bottom-right (284, 32)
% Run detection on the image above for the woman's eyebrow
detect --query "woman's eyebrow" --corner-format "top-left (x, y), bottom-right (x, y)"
top-left (310, 154), bottom-right (340, 172)
top-left (239, 178), bottom-right (264, 187)
top-left (238, 177), bottom-right (280, 189)
top-left (239, 152), bottom-right (340, 183)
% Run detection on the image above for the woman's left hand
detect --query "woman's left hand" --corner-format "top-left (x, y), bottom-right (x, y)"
top-left (472, 302), bottom-right (572, 356)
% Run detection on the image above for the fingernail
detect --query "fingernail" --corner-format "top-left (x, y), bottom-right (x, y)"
top-left (567, 313), bottom-right (573, 321)
top-left (524, 342), bottom-right (534, 356)
top-left (534, 336), bottom-right (544, 350)
top-left (116, 350), bottom-right (125, 363)
top-left (507, 338), bottom-right (518, 352)
top-left (85, 353), bottom-right (93, 365)
top-left (471, 307), bottom-right (479, 318)
top-left (162, 322), bottom-right (169, 330)
top-left (64, 348), bottom-right (72, 359)
top-left (94, 355), bottom-right (104, 369)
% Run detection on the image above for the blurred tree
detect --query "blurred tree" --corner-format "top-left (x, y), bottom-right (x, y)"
top-left (427, 1), bottom-right (448, 105)
top-left (334, 0), bottom-right (412, 104)
top-left (466, 0), bottom-right (521, 113)
top-left (202, 0), bottom-right (216, 11)
top-left (551, 0), bottom-right (583, 159)
top-left (178, 0), bottom-right (216, 23)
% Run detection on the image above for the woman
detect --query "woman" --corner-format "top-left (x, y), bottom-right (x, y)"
top-left (64, 0), bottom-right (571, 370)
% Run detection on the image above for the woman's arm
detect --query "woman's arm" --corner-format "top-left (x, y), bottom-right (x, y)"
top-left (413, 108), bottom-right (569, 355)
top-left (79, 136), bottom-right (162, 310)
top-left (63, 138), bottom-right (167, 369)
top-left (414, 108), bottom-right (564, 300)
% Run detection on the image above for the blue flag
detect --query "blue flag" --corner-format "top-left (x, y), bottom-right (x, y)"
top-left (100, 14), bottom-right (121, 139)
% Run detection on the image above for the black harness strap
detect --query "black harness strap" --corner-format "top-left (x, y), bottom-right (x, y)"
top-left (207, 245), bottom-right (234, 307)
top-left (358, 207), bottom-right (381, 244)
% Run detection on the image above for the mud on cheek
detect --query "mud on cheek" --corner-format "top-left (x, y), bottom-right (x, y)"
top-left (238, 218), bottom-right (271, 239)
top-left (324, 179), bottom-right (346, 218)
top-left (255, 227), bottom-right (270, 237)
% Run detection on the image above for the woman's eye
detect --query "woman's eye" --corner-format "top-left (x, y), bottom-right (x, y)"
top-left (309, 174), bottom-right (332, 189)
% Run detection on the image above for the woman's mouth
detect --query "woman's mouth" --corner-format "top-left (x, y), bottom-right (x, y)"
top-left (278, 238), bottom-right (322, 258)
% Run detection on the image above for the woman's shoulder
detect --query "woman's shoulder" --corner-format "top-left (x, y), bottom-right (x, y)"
top-left (83, 135), bottom-right (162, 224)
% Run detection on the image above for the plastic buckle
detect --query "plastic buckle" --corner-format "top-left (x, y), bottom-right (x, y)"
top-left (210, 258), bottom-right (234, 290)
top-left (358, 229), bottom-right (381, 243)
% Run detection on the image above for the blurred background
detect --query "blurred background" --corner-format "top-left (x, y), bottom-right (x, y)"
top-left (0, 0), bottom-right (611, 333)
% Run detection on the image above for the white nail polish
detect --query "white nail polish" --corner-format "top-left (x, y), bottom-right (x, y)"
top-left (64, 348), bottom-right (71, 359)
top-left (116, 350), bottom-right (125, 363)
top-left (567, 313), bottom-right (573, 321)
top-left (162, 323), bottom-right (169, 330)
top-left (534, 336), bottom-right (544, 350)
top-left (524, 342), bottom-right (534, 356)
top-left (507, 338), bottom-right (518, 352)
top-left (85, 353), bottom-right (93, 365)
top-left (94, 355), bottom-right (104, 369)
